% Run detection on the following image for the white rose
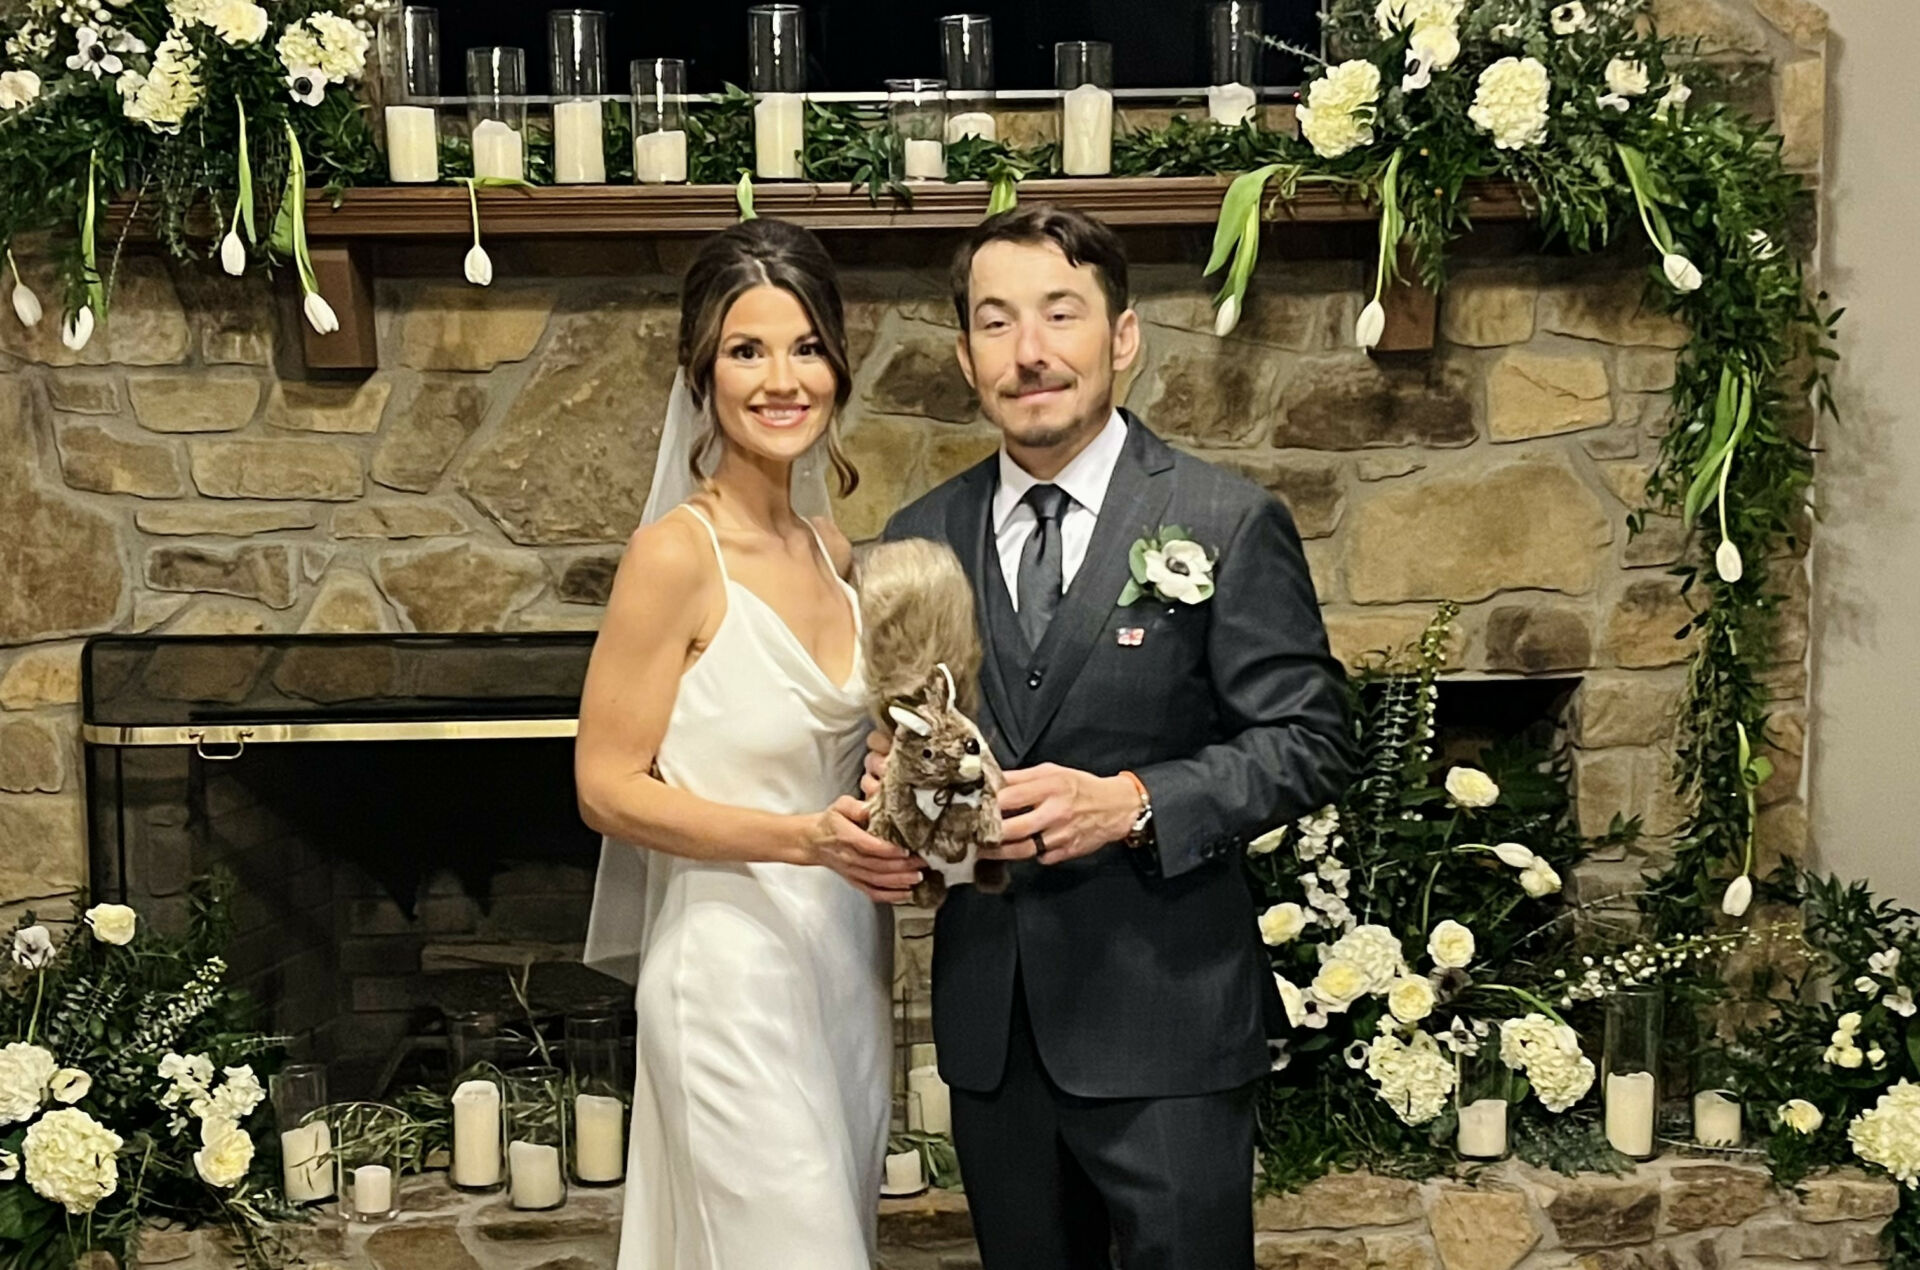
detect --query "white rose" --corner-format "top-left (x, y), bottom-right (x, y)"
top-left (0, 69), bottom-right (41, 109)
top-left (49, 1068), bottom-right (92, 1104)
top-left (1387, 976), bottom-right (1436, 1023)
top-left (23, 1108), bottom-right (121, 1214)
top-left (1427, 919), bottom-right (1475, 969)
top-left (1519, 859), bottom-right (1563, 898)
top-left (208, 0), bottom-right (267, 45)
top-left (1312, 959), bottom-right (1371, 1010)
top-left (1779, 1099), bottom-right (1824, 1134)
top-left (83, 903), bottom-right (138, 946)
top-left (11, 925), bottom-right (54, 970)
top-left (1143, 539), bottom-right (1214, 605)
top-left (0, 1042), bottom-right (57, 1125)
top-left (1259, 903), bottom-right (1308, 946)
top-left (1444, 767), bottom-right (1499, 809)
top-left (192, 1117), bottom-right (254, 1188)
top-left (1296, 59), bottom-right (1381, 160)
top-left (1468, 57), bottom-right (1552, 151)
top-left (1605, 58), bottom-right (1650, 98)
top-left (1247, 825), bottom-right (1287, 856)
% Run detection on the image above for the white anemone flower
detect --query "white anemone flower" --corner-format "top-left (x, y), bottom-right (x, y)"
top-left (285, 66), bottom-right (327, 107)
top-left (65, 26), bottom-right (123, 77)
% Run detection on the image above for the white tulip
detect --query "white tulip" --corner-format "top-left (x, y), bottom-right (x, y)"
top-left (1662, 253), bottom-right (1703, 292)
top-left (1749, 229), bottom-right (1780, 260)
top-left (463, 243), bottom-right (493, 287)
top-left (1518, 859), bottom-right (1562, 898)
top-left (10, 280), bottom-right (41, 327)
top-left (1721, 873), bottom-right (1753, 917)
top-left (219, 228), bottom-right (246, 276)
top-left (1715, 538), bottom-right (1744, 583)
top-left (1355, 299), bottom-right (1386, 349)
top-left (1491, 841), bottom-right (1537, 869)
top-left (302, 290), bottom-right (339, 334)
top-left (1213, 292), bottom-right (1240, 337)
top-left (60, 305), bottom-right (94, 351)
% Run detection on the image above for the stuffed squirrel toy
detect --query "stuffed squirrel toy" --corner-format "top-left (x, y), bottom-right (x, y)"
top-left (856, 538), bottom-right (1007, 908)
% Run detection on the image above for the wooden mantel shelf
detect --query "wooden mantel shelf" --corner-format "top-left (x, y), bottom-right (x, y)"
top-left (243, 175), bottom-right (1534, 238)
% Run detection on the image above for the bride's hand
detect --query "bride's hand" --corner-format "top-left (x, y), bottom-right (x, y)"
top-left (859, 728), bottom-right (891, 799)
top-left (802, 795), bottom-right (921, 904)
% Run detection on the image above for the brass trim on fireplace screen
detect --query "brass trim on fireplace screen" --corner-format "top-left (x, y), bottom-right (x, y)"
top-left (82, 719), bottom-right (581, 747)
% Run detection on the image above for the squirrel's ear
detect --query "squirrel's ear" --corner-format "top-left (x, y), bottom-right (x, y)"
top-left (889, 705), bottom-right (934, 737)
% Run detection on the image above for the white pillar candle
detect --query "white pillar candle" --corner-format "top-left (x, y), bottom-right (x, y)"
top-left (552, 99), bottom-right (607, 184)
top-left (1060, 83), bottom-right (1113, 177)
top-left (385, 105), bottom-right (440, 183)
top-left (471, 118), bottom-right (525, 181)
top-left (509, 1139), bottom-right (565, 1209)
top-left (450, 1079), bottom-right (502, 1187)
top-left (884, 1149), bottom-right (924, 1193)
top-left (1208, 81), bottom-right (1258, 126)
top-left (351, 1164), bottom-right (393, 1216)
top-left (634, 129), bottom-right (689, 184)
top-left (907, 1065), bottom-right (951, 1136)
top-left (904, 138), bottom-right (946, 180)
top-left (945, 111), bottom-right (996, 143)
top-left (280, 1121), bottom-right (334, 1204)
top-left (1456, 1098), bottom-right (1508, 1159)
top-left (1693, 1089), bottom-right (1743, 1147)
top-left (574, 1093), bottom-right (626, 1182)
top-left (754, 92), bottom-right (806, 179)
top-left (1604, 1070), bottom-right (1657, 1158)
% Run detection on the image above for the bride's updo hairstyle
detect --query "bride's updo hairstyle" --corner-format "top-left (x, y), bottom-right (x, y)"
top-left (677, 218), bottom-right (858, 496)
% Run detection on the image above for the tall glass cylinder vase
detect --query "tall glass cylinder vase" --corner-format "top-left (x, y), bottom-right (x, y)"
top-left (888, 78), bottom-right (948, 182)
top-left (505, 1066), bottom-right (570, 1211)
top-left (448, 1011), bottom-right (505, 1193)
top-left (566, 1010), bottom-right (628, 1185)
top-left (270, 1064), bottom-right (334, 1205)
top-left (1054, 41), bottom-right (1113, 177)
top-left (332, 1103), bottom-right (404, 1222)
top-left (1454, 1047), bottom-right (1510, 1160)
top-left (549, 9), bottom-right (608, 184)
top-left (1603, 987), bottom-right (1664, 1160)
top-left (1691, 1050), bottom-right (1743, 1148)
top-left (749, 4), bottom-right (807, 179)
top-left (939, 14), bottom-right (995, 142)
top-left (467, 47), bottom-right (527, 180)
top-left (631, 58), bottom-right (689, 184)
top-left (386, 5), bottom-right (440, 183)
top-left (1207, 1), bottom-right (1262, 125)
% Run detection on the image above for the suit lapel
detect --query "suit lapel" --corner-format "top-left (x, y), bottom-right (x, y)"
top-left (945, 461), bottom-right (1024, 762)
top-left (1012, 413), bottom-right (1176, 766)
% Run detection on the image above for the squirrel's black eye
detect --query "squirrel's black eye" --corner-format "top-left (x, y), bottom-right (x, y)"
top-left (923, 747), bottom-right (934, 760)
top-left (964, 738), bottom-right (979, 755)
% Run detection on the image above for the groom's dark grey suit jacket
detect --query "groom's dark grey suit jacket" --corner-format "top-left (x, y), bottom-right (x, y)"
top-left (882, 410), bottom-right (1356, 1101)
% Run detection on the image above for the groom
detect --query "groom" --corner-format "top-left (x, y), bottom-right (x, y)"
top-left (875, 205), bottom-right (1356, 1269)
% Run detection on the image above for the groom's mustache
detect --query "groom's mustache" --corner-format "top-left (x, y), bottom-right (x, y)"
top-left (998, 370), bottom-right (1076, 399)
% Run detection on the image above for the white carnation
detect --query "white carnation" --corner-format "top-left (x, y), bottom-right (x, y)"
top-left (1375, 0), bottom-right (1462, 34)
top-left (1469, 57), bottom-right (1551, 151)
top-left (0, 1042), bottom-right (57, 1125)
top-left (1326, 924), bottom-right (1407, 993)
top-left (275, 23), bottom-right (325, 74)
top-left (207, 0), bottom-right (268, 45)
top-left (119, 32), bottom-right (202, 134)
top-left (307, 13), bottom-right (370, 80)
top-left (23, 1108), bottom-right (121, 1214)
top-left (1365, 1029), bottom-right (1456, 1125)
top-left (1850, 1081), bottom-right (1920, 1188)
top-left (1500, 1013), bottom-right (1595, 1112)
top-left (1296, 60), bottom-right (1381, 160)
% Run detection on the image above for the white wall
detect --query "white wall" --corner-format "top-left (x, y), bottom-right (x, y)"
top-left (1808, 2), bottom-right (1920, 898)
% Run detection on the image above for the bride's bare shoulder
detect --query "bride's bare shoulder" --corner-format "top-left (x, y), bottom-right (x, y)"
top-left (808, 516), bottom-right (855, 580)
top-left (606, 510), bottom-right (719, 615)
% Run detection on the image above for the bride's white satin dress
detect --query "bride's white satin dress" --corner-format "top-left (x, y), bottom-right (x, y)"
top-left (608, 506), bottom-right (891, 1270)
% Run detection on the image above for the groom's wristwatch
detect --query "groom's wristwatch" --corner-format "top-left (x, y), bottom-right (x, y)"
top-left (1119, 770), bottom-right (1155, 851)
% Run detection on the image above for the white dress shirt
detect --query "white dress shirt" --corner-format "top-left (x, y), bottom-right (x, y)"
top-left (992, 410), bottom-right (1129, 610)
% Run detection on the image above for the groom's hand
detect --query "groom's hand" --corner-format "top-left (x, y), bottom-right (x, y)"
top-left (994, 765), bottom-right (1140, 866)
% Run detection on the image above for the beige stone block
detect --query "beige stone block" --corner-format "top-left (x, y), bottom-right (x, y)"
top-left (1539, 274), bottom-right (1689, 349)
top-left (1605, 578), bottom-right (1700, 668)
top-left (556, 553), bottom-right (620, 606)
top-left (1777, 55), bottom-right (1827, 171)
top-left (371, 381), bottom-right (489, 493)
top-left (1600, 462), bottom-right (1652, 508)
top-left (1545, 1174), bottom-right (1661, 1249)
top-left (165, 597), bottom-right (272, 635)
top-left (1440, 270), bottom-right (1537, 347)
top-left (0, 645), bottom-right (83, 710)
top-left (1582, 429), bottom-right (1640, 461)
top-left (145, 544), bottom-right (298, 610)
top-left (833, 416), bottom-right (926, 544)
top-left (1662, 1164), bottom-right (1774, 1232)
top-left (1574, 674), bottom-right (1682, 748)
top-left (1150, 341), bottom-right (1278, 447)
top-left (1202, 454), bottom-right (1346, 538)
top-left (1488, 350), bottom-right (1612, 441)
top-left (175, 269), bottom-right (277, 367)
top-left (300, 571), bottom-right (397, 634)
top-left (1791, 1172), bottom-right (1901, 1223)
top-left (375, 542), bottom-right (548, 631)
top-left (1276, 358), bottom-right (1476, 450)
top-left (1650, 0), bottom-right (1769, 53)
top-left (1574, 745), bottom-right (1689, 843)
top-left (130, 594), bottom-right (190, 633)
top-left (0, 718), bottom-right (66, 793)
top-left (46, 376), bottom-right (122, 416)
top-left (266, 378), bottom-right (394, 434)
top-left (190, 439), bottom-right (363, 501)
top-left (1755, 800), bottom-right (1809, 870)
top-left (1623, 515), bottom-right (1689, 569)
top-left (460, 298), bottom-right (678, 545)
top-left (0, 791), bottom-right (87, 906)
top-left (1357, 455), bottom-right (1424, 482)
top-left (864, 335), bottom-right (979, 423)
top-left (397, 285), bottom-right (556, 372)
top-left (1615, 350), bottom-right (1678, 394)
top-left (128, 374), bottom-right (262, 433)
top-left (55, 423), bottom-right (189, 497)
top-left (135, 504), bottom-right (317, 536)
top-left (1428, 1186), bottom-right (1540, 1270)
top-left (1482, 604), bottom-right (1594, 673)
top-left (1752, 0), bottom-right (1829, 50)
top-left (1135, 260), bottom-right (1355, 352)
top-left (1254, 1236), bottom-right (1366, 1270)
top-left (332, 504), bottom-right (472, 539)
top-left (1323, 610), bottom-right (1464, 672)
top-left (1364, 1235), bottom-right (1439, 1270)
top-left (0, 256), bottom-right (190, 368)
top-left (1345, 462), bottom-right (1612, 603)
top-left (1733, 1219), bottom-right (1834, 1261)
top-left (1256, 1172), bottom-right (1424, 1231)
top-left (1303, 539), bottom-right (1339, 604)
top-left (912, 427), bottom-right (1002, 505)
top-left (0, 384), bottom-right (126, 644)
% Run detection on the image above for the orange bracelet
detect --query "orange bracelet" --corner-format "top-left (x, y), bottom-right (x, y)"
top-left (1119, 770), bottom-right (1153, 847)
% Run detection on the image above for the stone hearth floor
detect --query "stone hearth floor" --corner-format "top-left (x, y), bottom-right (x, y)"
top-left (122, 1159), bottom-right (1898, 1270)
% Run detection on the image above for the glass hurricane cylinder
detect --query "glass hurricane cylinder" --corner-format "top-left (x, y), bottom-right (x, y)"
top-left (888, 78), bottom-right (948, 182)
top-left (332, 1103), bottom-right (404, 1222)
top-left (1454, 1048), bottom-right (1510, 1160)
top-left (1054, 41), bottom-right (1114, 177)
top-left (270, 1064), bottom-right (334, 1205)
top-left (505, 1066), bottom-right (570, 1211)
top-left (749, 4), bottom-right (807, 178)
top-left (549, 9), bottom-right (608, 184)
top-left (939, 14), bottom-right (995, 142)
top-left (1603, 987), bottom-right (1664, 1160)
top-left (631, 57), bottom-right (689, 184)
top-left (566, 1009), bottom-right (628, 1185)
top-left (385, 5), bottom-right (440, 182)
top-left (1207, 1), bottom-right (1262, 125)
top-left (448, 1011), bottom-right (505, 1192)
top-left (466, 47), bottom-right (527, 180)
top-left (1692, 1050), bottom-right (1743, 1148)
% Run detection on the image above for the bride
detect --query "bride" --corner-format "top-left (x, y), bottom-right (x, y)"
top-left (575, 218), bottom-right (921, 1269)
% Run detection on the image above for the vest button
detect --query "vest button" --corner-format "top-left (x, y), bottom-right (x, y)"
top-left (1026, 670), bottom-right (1044, 690)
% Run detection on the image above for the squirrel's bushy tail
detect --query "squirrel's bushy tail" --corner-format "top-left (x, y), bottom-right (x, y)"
top-left (854, 538), bottom-right (981, 723)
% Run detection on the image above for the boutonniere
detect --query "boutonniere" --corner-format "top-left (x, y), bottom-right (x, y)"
top-left (1119, 526), bottom-right (1216, 606)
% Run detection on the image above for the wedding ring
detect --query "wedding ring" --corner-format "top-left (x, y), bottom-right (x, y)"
top-left (1033, 831), bottom-right (1048, 860)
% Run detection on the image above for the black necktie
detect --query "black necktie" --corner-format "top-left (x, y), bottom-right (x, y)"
top-left (1017, 483), bottom-right (1070, 649)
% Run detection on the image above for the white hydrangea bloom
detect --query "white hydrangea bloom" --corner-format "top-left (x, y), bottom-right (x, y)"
top-left (0, 1042), bottom-right (57, 1125)
top-left (1365, 1028), bottom-right (1457, 1125)
top-left (1469, 57), bottom-right (1552, 150)
top-left (1850, 1081), bottom-right (1920, 1188)
top-left (23, 1108), bottom-right (122, 1213)
top-left (1296, 60), bottom-right (1381, 160)
top-left (1325, 924), bottom-right (1407, 993)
